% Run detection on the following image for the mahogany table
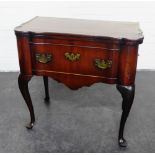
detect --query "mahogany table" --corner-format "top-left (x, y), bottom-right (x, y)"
top-left (15, 16), bottom-right (144, 147)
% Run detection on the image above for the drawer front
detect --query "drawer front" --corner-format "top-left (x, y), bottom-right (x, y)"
top-left (30, 43), bottom-right (119, 78)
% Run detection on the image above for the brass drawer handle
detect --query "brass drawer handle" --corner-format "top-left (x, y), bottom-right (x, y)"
top-left (65, 52), bottom-right (80, 62)
top-left (94, 59), bottom-right (112, 70)
top-left (35, 53), bottom-right (52, 64)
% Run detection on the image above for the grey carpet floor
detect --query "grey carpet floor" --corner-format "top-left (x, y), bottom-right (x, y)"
top-left (0, 71), bottom-right (155, 152)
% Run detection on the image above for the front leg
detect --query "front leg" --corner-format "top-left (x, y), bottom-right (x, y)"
top-left (18, 74), bottom-right (35, 129)
top-left (116, 84), bottom-right (135, 147)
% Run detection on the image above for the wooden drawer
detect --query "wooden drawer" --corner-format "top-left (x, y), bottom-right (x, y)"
top-left (30, 42), bottom-right (119, 78)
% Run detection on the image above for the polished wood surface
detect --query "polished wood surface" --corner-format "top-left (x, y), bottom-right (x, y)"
top-left (30, 42), bottom-right (119, 78)
top-left (15, 17), bottom-right (144, 147)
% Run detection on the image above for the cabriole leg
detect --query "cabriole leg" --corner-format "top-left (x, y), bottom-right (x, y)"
top-left (18, 74), bottom-right (35, 129)
top-left (116, 84), bottom-right (135, 147)
top-left (43, 76), bottom-right (50, 102)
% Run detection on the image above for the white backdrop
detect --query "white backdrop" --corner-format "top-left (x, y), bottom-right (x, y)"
top-left (0, 1), bottom-right (154, 71)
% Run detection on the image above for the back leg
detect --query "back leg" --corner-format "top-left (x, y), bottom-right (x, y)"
top-left (43, 76), bottom-right (50, 102)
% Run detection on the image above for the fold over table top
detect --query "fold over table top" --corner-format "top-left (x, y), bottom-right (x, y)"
top-left (15, 16), bottom-right (143, 41)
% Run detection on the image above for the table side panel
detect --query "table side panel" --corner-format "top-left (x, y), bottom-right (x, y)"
top-left (16, 36), bottom-right (32, 75)
top-left (118, 45), bottom-right (139, 85)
